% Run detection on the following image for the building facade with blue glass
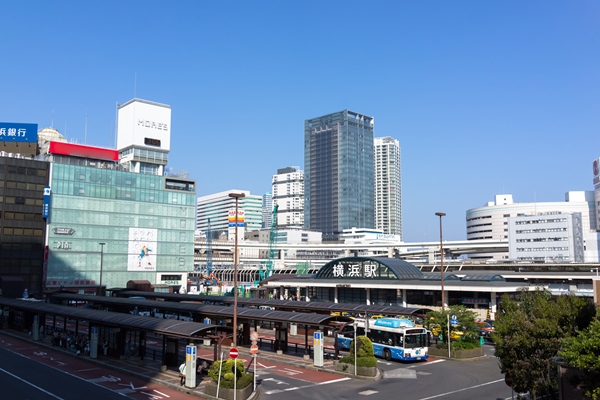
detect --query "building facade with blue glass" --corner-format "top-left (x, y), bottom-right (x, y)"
top-left (45, 155), bottom-right (196, 291)
top-left (304, 110), bottom-right (375, 241)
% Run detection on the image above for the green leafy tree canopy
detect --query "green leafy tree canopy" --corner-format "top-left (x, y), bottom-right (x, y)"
top-left (559, 315), bottom-right (600, 400)
top-left (493, 288), bottom-right (595, 400)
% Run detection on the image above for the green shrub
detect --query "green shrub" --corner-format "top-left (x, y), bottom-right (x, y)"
top-left (451, 340), bottom-right (480, 350)
top-left (357, 355), bottom-right (377, 367)
top-left (339, 336), bottom-right (377, 370)
top-left (435, 340), bottom-right (480, 350)
top-left (207, 359), bottom-right (253, 389)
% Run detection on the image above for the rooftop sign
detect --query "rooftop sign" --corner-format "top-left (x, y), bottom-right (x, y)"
top-left (0, 122), bottom-right (38, 142)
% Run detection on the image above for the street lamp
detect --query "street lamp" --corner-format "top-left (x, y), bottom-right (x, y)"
top-left (228, 192), bottom-right (245, 348)
top-left (435, 212), bottom-right (446, 311)
top-left (98, 242), bottom-right (106, 296)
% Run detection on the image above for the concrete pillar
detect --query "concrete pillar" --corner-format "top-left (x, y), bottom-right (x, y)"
top-left (402, 289), bottom-right (407, 307)
top-left (334, 287), bottom-right (339, 303)
top-left (366, 288), bottom-right (371, 305)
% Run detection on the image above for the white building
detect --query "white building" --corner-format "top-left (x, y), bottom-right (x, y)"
top-left (117, 98), bottom-right (171, 176)
top-left (593, 157), bottom-right (600, 230)
top-left (272, 166), bottom-right (304, 229)
top-left (508, 212), bottom-right (584, 262)
top-left (374, 137), bottom-right (402, 238)
top-left (197, 190), bottom-right (263, 240)
top-left (340, 227), bottom-right (402, 245)
top-left (467, 192), bottom-right (598, 261)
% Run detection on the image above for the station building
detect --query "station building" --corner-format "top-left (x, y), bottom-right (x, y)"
top-left (258, 256), bottom-right (600, 320)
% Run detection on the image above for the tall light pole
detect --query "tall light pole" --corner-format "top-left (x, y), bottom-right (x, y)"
top-left (435, 212), bottom-right (446, 310)
top-left (98, 242), bottom-right (106, 296)
top-left (228, 192), bottom-right (245, 347)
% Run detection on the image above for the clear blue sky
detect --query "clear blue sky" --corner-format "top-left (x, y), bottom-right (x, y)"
top-left (2, 1), bottom-right (599, 242)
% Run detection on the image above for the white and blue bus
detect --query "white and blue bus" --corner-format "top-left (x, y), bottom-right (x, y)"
top-left (337, 318), bottom-right (429, 362)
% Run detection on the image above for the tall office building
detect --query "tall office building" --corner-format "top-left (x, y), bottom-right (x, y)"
top-left (374, 137), bottom-right (402, 238)
top-left (272, 166), bottom-right (304, 229)
top-left (262, 192), bottom-right (272, 229)
top-left (304, 110), bottom-right (374, 241)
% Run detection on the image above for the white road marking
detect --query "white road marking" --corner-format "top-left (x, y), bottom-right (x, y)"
top-left (359, 390), bottom-right (379, 396)
top-left (407, 359), bottom-right (445, 368)
top-left (263, 377), bottom-right (350, 395)
top-left (416, 379), bottom-right (505, 400)
top-left (0, 367), bottom-right (65, 399)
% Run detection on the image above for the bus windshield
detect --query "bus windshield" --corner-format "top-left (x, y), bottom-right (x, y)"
top-left (403, 333), bottom-right (427, 349)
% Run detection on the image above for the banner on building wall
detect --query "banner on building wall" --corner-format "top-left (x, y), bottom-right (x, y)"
top-left (228, 209), bottom-right (245, 227)
top-left (42, 186), bottom-right (51, 219)
top-left (127, 228), bottom-right (157, 271)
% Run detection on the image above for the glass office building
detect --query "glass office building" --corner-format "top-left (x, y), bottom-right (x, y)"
top-left (46, 158), bottom-right (196, 290)
top-left (304, 110), bottom-right (375, 241)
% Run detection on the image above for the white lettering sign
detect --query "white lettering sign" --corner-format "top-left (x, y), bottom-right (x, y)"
top-left (332, 263), bottom-right (380, 278)
top-left (55, 241), bottom-right (71, 250)
top-left (137, 119), bottom-right (168, 131)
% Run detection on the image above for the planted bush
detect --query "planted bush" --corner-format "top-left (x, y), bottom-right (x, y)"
top-left (339, 335), bottom-right (377, 368)
top-left (207, 359), bottom-right (253, 389)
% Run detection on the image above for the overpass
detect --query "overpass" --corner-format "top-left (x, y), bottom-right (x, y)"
top-left (193, 238), bottom-right (509, 269)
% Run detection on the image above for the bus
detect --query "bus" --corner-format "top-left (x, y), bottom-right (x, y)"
top-left (337, 318), bottom-right (429, 362)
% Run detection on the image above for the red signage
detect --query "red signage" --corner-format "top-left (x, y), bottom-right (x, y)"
top-left (250, 344), bottom-right (258, 355)
top-left (230, 347), bottom-right (239, 359)
top-left (505, 374), bottom-right (514, 387)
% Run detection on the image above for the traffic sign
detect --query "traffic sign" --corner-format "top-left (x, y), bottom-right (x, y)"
top-left (450, 315), bottom-right (459, 326)
top-left (505, 374), bottom-right (514, 387)
top-left (250, 331), bottom-right (258, 342)
top-left (250, 344), bottom-right (258, 355)
top-left (230, 347), bottom-right (239, 359)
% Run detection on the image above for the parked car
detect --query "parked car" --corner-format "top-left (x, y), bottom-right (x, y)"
top-left (477, 321), bottom-right (494, 337)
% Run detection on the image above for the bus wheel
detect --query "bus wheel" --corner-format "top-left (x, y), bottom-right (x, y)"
top-left (384, 349), bottom-right (391, 361)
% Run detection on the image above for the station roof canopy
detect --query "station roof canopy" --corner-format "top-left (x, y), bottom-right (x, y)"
top-left (48, 292), bottom-right (353, 326)
top-left (0, 297), bottom-right (228, 339)
top-left (114, 290), bottom-right (432, 317)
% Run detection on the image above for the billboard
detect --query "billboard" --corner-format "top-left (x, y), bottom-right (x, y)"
top-left (0, 122), bottom-right (38, 142)
top-left (117, 99), bottom-right (171, 151)
top-left (228, 209), bottom-right (245, 227)
top-left (127, 227), bottom-right (157, 271)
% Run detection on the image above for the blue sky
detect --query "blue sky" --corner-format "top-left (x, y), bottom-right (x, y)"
top-left (2, 1), bottom-right (599, 242)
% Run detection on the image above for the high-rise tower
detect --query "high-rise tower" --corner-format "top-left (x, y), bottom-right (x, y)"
top-left (374, 137), bottom-right (402, 238)
top-left (304, 110), bottom-right (374, 241)
top-left (272, 166), bottom-right (304, 229)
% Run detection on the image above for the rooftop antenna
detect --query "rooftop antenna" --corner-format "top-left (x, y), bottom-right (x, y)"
top-left (84, 108), bottom-right (88, 145)
top-left (114, 101), bottom-right (118, 149)
top-left (134, 72), bottom-right (137, 98)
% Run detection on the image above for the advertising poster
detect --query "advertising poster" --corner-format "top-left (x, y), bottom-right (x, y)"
top-left (127, 228), bottom-right (157, 271)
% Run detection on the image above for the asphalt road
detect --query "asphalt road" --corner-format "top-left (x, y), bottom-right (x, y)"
top-left (0, 346), bottom-right (126, 400)
top-left (258, 344), bottom-right (514, 400)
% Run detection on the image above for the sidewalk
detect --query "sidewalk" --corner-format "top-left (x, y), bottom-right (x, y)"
top-left (0, 328), bottom-right (344, 399)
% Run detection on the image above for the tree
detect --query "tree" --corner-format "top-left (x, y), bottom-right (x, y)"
top-left (559, 316), bottom-right (600, 400)
top-left (425, 305), bottom-right (479, 346)
top-left (493, 288), bottom-right (595, 400)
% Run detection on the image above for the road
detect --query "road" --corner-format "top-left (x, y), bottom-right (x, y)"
top-left (0, 334), bottom-right (196, 400)
top-left (256, 344), bottom-right (514, 400)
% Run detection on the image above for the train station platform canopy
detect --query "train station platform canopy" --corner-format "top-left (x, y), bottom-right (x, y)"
top-left (0, 297), bottom-right (229, 339)
top-left (112, 289), bottom-right (431, 317)
top-left (48, 292), bottom-right (353, 327)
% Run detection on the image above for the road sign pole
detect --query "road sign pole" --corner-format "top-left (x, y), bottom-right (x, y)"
top-left (253, 352), bottom-right (256, 392)
top-left (447, 314), bottom-right (451, 358)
